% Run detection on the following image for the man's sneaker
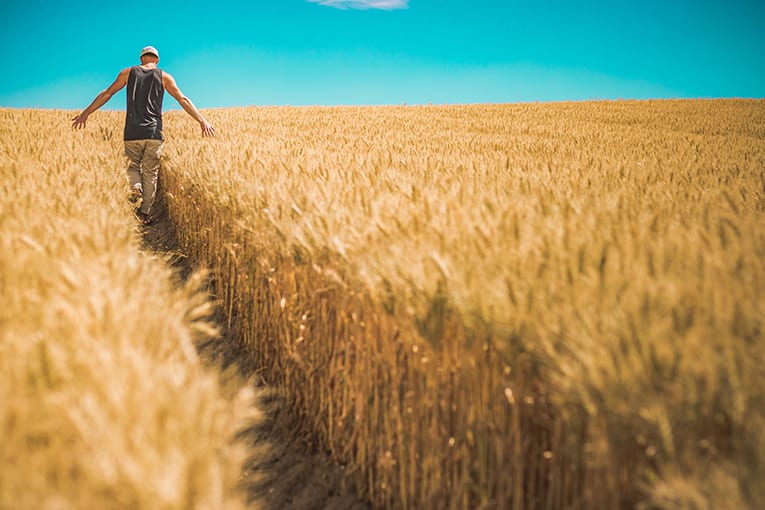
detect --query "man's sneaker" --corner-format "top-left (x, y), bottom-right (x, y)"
top-left (134, 208), bottom-right (152, 226)
top-left (129, 187), bottom-right (143, 204)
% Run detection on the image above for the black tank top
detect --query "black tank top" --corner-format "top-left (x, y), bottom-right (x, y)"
top-left (124, 66), bottom-right (164, 141)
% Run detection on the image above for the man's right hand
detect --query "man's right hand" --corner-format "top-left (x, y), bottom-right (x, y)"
top-left (72, 112), bottom-right (89, 129)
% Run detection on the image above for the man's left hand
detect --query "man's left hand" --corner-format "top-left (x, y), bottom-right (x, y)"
top-left (200, 120), bottom-right (215, 137)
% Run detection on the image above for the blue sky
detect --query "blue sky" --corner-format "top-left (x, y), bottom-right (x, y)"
top-left (1, 0), bottom-right (763, 109)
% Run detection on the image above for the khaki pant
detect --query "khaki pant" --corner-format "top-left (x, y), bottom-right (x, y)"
top-left (124, 139), bottom-right (163, 214)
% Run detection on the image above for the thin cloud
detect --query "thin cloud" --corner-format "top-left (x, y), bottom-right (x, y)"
top-left (308, 0), bottom-right (409, 10)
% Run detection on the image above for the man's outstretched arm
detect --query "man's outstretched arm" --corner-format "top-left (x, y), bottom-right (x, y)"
top-left (163, 72), bottom-right (215, 136)
top-left (72, 68), bottom-right (130, 129)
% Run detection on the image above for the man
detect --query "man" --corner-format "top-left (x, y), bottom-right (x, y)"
top-left (72, 45), bottom-right (214, 225)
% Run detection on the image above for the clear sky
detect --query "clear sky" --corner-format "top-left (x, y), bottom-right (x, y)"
top-left (1, 0), bottom-right (763, 109)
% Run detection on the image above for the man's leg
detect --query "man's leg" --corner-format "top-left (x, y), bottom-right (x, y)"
top-left (139, 140), bottom-right (164, 215)
top-left (124, 140), bottom-right (145, 197)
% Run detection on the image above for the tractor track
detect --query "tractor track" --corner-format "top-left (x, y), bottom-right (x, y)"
top-left (139, 195), bottom-right (369, 510)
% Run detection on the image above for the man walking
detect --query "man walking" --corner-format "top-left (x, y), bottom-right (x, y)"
top-left (72, 46), bottom-right (214, 225)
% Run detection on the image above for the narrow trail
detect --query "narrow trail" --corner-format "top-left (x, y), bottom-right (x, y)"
top-left (138, 197), bottom-right (369, 510)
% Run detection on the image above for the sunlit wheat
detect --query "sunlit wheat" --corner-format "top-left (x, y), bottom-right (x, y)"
top-left (3, 99), bottom-right (763, 509)
top-left (0, 109), bottom-right (254, 510)
top-left (160, 100), bottom-right (763, 509)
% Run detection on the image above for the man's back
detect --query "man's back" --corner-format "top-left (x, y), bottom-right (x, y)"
top-left (71, 45), bottom-right (214, 225)
top-left (124, 66), bottom-right (164, 141)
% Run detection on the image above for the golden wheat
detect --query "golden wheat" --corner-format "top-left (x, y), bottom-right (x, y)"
top-left (0, 109), bottom-right (255, 509)
top-left (157, 100), bottom-right (764, 509)
top-left (3, 99), bottom-right (763, 509)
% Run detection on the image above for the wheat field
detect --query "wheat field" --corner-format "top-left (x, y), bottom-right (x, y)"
top-left (2, 100), bottom-right (764, 509)
top-left (0, 109), bottom-right (256, 509)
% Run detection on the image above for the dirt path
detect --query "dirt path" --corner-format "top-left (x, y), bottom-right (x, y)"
top-left (139, 199), bottom-right (369, 510)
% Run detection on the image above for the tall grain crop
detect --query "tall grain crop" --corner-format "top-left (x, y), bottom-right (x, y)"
top-left (0, 109), bottom-right (254, 509)
top-left (7, 99), bottom-right (761, 509)
top-left (160, 100), bottom-right (764, 509)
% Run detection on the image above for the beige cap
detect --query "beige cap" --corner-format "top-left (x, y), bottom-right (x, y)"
top-left (140, 46), bottom-right (159, 58)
